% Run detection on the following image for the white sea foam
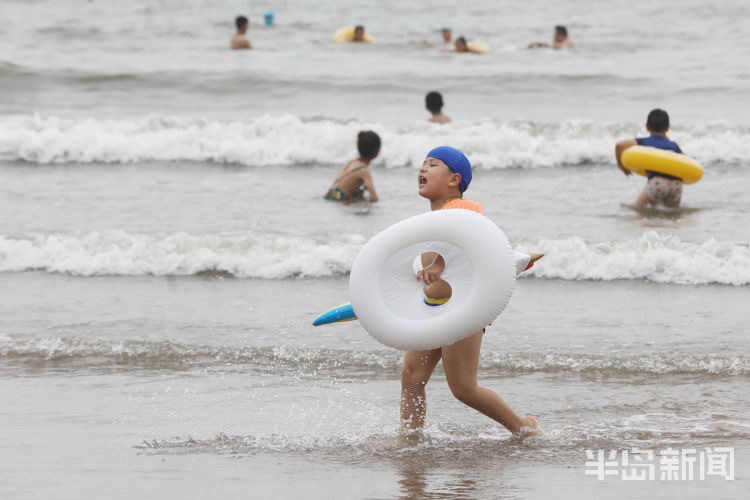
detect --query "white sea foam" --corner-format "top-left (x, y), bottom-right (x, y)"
top-left (1, 230), bottom-right (748, 285)
top-left (514, 231), bottom-right (750, 286)
top-left (0, 231), bottom-right (364, 279)
top-left (1, 114), bottom-right (748, 169)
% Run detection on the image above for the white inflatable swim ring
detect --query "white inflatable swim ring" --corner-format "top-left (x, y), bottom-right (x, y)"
top-left (349, 209), bottom-right (516, 351)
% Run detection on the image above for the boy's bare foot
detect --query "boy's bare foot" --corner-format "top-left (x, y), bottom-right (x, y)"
top-left (397, 428), bottom-right (424, 447)
top-left (517, 414), bottom-right (539, 436)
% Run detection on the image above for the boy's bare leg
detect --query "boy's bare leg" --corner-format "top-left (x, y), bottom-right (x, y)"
top-left (633, 190), bottom-right (652, 209)
top-left (442, 331), bottom-right (537, 435)
top-left (400, 348), bottom-right (442, 432)
top-left (664, 197), bottom-right (681, 208)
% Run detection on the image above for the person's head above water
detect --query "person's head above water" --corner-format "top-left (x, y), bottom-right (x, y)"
top-left (353, 25), bottom-right (365, 41)
top-left (236, 16), bottom-right (248, 33)
top-left (425, 91), bottom-right (444, 114)
top-left (425, 146), bottom-right (472, 193)
top-left (455, 36), bottom-right (468, 52)
top-left (554, 25), bottom-right (568, 42)
top-left (357, 131), bottom-right (381, 160)
top-left (441, 28), bottom-right (452, 43)
top-left (646, 108), bottom-right (670, 134)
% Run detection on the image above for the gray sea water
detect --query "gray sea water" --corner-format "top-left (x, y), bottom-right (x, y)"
top-left (1, 0), bottom-right (749, 498)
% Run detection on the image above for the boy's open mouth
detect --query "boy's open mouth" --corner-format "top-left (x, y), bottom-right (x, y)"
top-left (418, 175), bottom-right (427, 186)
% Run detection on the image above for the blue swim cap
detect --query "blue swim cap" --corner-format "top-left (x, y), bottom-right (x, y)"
top-left (426, 146), bottom-right (472, 192)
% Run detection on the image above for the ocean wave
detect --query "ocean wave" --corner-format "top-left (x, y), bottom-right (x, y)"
top-left (1, 230), bottom-right (748, 285)
top-left (2, 336), bottom-right (747, 376)
top-left (0, 231), bottom-right (363, 279)
top-left (514, 232), bottom-right (750, 286)
top-left (1, 113), bottom-right (748, 168)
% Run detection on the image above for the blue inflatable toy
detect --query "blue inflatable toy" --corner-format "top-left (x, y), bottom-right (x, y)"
top-left (312, 303), bottom-right (357, 326)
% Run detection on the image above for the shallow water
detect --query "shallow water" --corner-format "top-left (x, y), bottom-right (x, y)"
top-left (1, 272), bottom-right (748, 499)
top-left (2, 0), bottom-right (749, 498)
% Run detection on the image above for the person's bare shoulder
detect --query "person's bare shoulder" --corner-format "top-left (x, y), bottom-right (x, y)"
top-left (355, 162), bottom-right (371, 178)
top-left (231, 35), bottom-right (252, 50)
top-left (554, 40), bottom-right (575, 50)
top-left (429, 114), bottom-right (451, 124)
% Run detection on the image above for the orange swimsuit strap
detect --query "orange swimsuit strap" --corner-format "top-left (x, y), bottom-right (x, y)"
top-left (441, 198), bottom-right (484, 214)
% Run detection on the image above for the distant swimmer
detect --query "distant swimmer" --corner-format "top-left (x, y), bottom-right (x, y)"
top-left (425, 91), bottom-right (451, 124)
top-left (444, 36), bottom-right (482, 54)
top-left (528, 25), bottom-right (575, 50)
top-left (352, 25), bottom-right (368, 42)
top-left (441, 28), bottom-right (453, 48)
top-left (334, 25), bottom-right (374, 43)
top-left (264, 11), bottom-right (274, 26)
top-left (231, 16), bottom-right (252, 50)
top-left (325, 131), bottom-right (381, 202)
top-left (615, 109), bottom-right (684, 209)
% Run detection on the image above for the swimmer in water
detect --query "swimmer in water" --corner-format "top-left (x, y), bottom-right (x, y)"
top-left (615, 109), bottom-right (684, 209)
top-left (231, 16), bottom-right (252, 50)
top-left (325, 131), bottom-right (380, 202)
top-left (425, 91), bottom-right (451, 124)
top-left (444, 36), bottom-right (482, 54)
top-left (528, 25), bottom-right (575, 50)
top-left (441, 28), bottom-right (453, 48)
top-left (421, 27), bottom-right (452, 47)
top-left (352, 25), bottom-right (368, 42)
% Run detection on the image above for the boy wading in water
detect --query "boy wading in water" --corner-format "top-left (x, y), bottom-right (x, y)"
top-left (400, 146), bottom-right (538, 441)
top-left (615, 109), bottom-right (684, 209)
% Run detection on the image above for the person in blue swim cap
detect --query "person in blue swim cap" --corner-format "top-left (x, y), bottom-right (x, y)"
top-left (401, 145), bottom-right (540, 441)
top-left (264, 11), bottom-right (274, 26)
top-left (424, 146), bottom-right (472, 193)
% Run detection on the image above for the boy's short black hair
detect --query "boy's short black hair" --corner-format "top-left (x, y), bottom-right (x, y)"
top-left (555, 25), bottom-right (567, 37)
top-left (425, 91), bottom-right (444, 113)
top-left (647, 108), bottom-right (670, 132)
top-left (355, 25), bottom-right (364, 32)
top-left (457, 36), bottom-right (467, 44)
top-left (236, 16), bottom-right (248, 29)
top-left (357, 131), bottom-right (381, 159)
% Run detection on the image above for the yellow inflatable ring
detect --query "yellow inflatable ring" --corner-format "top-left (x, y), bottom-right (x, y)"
top-left (621, 146), bottom-right (703, 184)
top-left (333, 27), bottom-right (374, 43)
top-left (467, 41), bottom-right (490, 54)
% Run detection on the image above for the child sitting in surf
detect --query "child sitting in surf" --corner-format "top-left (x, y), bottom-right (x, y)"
top-left (400, 146), bottom-right (538, 439)
top-left (615, 109), bottom-right (683, 209)
top-left (325, 131), bottom-right (380, 203)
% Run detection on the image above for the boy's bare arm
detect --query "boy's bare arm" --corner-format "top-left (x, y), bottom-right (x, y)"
top-left (615, 139), bottom-right (637, 175)
top-left (417, 252), bottom-right (445, 284)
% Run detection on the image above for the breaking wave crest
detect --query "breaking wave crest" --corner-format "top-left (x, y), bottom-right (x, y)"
top-left (1, 230), bottom-right (748, 285)
top-left (1, 113), bottom-right (748, 168)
